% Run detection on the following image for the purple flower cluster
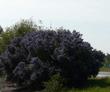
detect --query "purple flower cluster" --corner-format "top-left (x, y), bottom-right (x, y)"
top-left (0, 29), bottom-right (105, 87)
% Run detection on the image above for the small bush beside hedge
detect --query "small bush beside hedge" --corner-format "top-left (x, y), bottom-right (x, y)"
top-left (42, 73), bottom-right (63, 92)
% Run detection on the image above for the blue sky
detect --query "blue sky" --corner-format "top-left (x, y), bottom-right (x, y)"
top-left (0, 0), bottom-right (110, 53)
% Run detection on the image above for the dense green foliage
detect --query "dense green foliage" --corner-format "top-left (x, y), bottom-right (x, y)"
top-left (0, 20), bottom-right (105, 91)
top-left (42, 74), bottom-right (63, 92)
top-left (0, 20), bottom-right (36, 54)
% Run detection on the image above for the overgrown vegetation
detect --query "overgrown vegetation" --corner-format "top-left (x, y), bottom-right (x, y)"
top-left (0, 19), bottom-right (36, 54)
top-left (0, 20), bottom-right (105, 91)
top-left (42, 74), bottom-right (63, 92)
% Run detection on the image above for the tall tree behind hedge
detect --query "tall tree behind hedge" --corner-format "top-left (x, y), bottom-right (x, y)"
top-left (0, 26), bottom-right (3, 34)
top-left (0, 20), bottom-right (36, 54)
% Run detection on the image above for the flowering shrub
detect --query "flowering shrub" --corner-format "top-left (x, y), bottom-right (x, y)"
top-left (0, 29), bottom-right (105, 88)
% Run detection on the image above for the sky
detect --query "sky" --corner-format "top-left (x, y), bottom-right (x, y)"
top-left (0, 0), bottom-right (110, 53)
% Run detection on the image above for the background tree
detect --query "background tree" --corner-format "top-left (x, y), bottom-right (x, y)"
top-left (104, 54), bottom-right (110, 67)
top-left (0, 19), bottom-right (36, 54)
top-left (0, 26), bottom-right (3, 34)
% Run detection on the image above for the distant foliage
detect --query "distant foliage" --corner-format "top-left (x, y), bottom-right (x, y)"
top-left (0, 19), bottom-right (36, 54)
top-left (0, 26), bottom-right (3, 34)
top-left (0, 29), bottom-right (105, 89)
top-left (104, 54), bottom-right (110, 67)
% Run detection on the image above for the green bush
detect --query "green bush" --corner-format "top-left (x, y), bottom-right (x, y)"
top-left (42, 74), bottom-right (63, 92)
top-left (10, 19), bottom-right (37, 37)
top-left (0, 19), bottom-right (36, 54)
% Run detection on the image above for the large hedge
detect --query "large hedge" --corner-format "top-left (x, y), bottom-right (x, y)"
top-left (0, 28), bottom-right (105, 89)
